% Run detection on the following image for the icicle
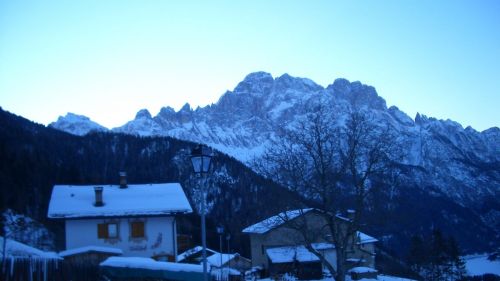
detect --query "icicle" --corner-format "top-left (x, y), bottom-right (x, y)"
top-left (9, 256), bottom-right (14, 277)
top-left (29, 258), bottom-right (33, 281)
top-left (43, 258), bottom-right (47, 281)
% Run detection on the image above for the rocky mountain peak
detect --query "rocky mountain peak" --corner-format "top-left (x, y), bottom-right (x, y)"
top-left (243, 71), bottom-right (273, 83)
top-left (135, 109), bottom-right (152, 119)
top-left (49, 113), bottom-right (107, 136)
top-left (234, 71), bottom-right (274, 95)
top-left (327, 79), bottom-right (386, 111)
top-left (179, 103), bottom-right (192, 112)
top-left (275, 73), bottom-right (323, 93)
top-left (158, 106), bottom-right (176, 117)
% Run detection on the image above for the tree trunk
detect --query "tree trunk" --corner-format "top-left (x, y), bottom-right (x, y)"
top-left (335, 249), bottom-right (347, 281)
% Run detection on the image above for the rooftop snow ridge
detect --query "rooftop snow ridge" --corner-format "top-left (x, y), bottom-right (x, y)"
top-left (242, 208), bottom-right (314, 234)
top-left (59, 246), bottom-right (123, 257)
top-left (47, 183), bottom-right (193, 219)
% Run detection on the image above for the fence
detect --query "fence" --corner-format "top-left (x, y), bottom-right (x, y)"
top-left (1, 257), bottom-right (100, 281)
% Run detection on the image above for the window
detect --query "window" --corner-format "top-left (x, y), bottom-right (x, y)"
top-left (131, 221), bottom-right (145, 238)
top-left (108, 223), bottom-right (118, 238)
top-left (98, 223), bottom-right (119, 239)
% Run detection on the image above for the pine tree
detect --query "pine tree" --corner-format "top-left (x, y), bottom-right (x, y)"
top-left (407, 235), bottom-right (427, 274)
top-left (411, 230), bottom-right (468, 281)
top-left (448, 236), bottom-right (467, 281)
top-left (427, 229), bottom-right (448, 281)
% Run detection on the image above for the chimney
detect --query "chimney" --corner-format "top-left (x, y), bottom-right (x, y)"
top-left (119, 172), bottom-right (127, 189)
top-left (94, 186), bottom-right (104, 207)
top-left (347, 209), bottom-right (355, 221)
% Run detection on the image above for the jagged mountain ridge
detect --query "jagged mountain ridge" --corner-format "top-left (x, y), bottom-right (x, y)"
top-left (51, 72), bottom-right (500, 210)
top-left (50, 113), bottom-right (107, 136)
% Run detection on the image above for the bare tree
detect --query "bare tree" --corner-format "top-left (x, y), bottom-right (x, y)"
top-left (256, 104), bottom-right (400, 281)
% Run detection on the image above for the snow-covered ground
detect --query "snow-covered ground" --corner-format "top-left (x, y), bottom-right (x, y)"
top-left (59, 245), bottom-right (123, 257)
top-left (3, 209), bottom-right (55, 251)
top-left (464, 254), bottom-right (500, 276)
top-left (256, 274), bottom-right (416, 281)
top-left (100, 256), bottom-right (203, 272)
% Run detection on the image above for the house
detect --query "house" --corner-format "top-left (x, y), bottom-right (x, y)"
top-left (206, 252), bottom-right (252, 273)
top-left (177, 246), bottom-right (218, 264)
top-left (242, 209), bottom-right (377, 278)
top-left (178, 246), bottom-right (252, 274)
top-left (47, 174), bottom-right (192, 261)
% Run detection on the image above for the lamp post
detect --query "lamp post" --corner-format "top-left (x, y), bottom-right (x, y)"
top-left (216, 225), bottom-right (224, 279)
top-left (226, 233), bottom-right (231, 273)
top-left (191, 144), bottom-right (213, 281)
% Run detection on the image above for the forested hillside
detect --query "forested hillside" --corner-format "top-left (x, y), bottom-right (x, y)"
top-left (0, 107), bottom-right (498, 257)
top-left (0, 107), bottom-right (295, 253)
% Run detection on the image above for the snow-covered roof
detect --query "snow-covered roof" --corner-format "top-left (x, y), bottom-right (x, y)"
top-left (242, 208), bottom-right (314, 234)
top-left (242, 209), bottom-right (378, 245)
top-left (59, 246), bottom-right (123, 257)
top-left (212, 267), bottom-right (241, 277)
top-left (0, 236), bottom-right (61, 259)
top-left (48, 183), bottom-right (192, 219)
top-left (100, 256), bottom-right (203, 272)
top-left (348, 266), bottom-right (378, 273)
top-left (266, 246), bottom-right (321, 264)
top-left (376, 275), bottom-right (418, 281)
top-left (346, 258), bottom-right (366, 262)
top-left (357, 231), bottom-right (378, 244)
top-left (177, 246), bottom-right (218, 262)
top-left (206, 253), bottom-right (237, 267)
top-left (311, 242), bottom-right (335, 250)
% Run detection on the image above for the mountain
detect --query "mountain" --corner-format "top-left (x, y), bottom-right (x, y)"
top-left (45, 72), bottom-right (500, 253)
top-left (50, 72), bottom-right (500, 206)
top-left (50, 113), bottom-right (107, 136)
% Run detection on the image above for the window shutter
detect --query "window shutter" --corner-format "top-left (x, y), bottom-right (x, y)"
top-left (98, 223), bottom-right (108, 238)
top-left (131, 221), bottom-right (145, 238)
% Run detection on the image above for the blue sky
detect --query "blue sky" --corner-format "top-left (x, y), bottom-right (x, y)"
top-left (1, 0), bottom-right (499, 130)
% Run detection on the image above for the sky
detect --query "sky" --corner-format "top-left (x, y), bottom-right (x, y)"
top-left (0, 1), bottom-right (499, 131)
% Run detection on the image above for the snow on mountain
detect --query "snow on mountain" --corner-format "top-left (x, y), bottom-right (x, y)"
top-left (50, 72), bottom-right (500, 208)
top-left (49, 113), bottom-right (107, 136)
top-left (464, 254), bottom-right (500, 277)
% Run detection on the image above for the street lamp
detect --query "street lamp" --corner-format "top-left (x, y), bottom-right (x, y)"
top-left (191, 145), bottom-right (213, 281)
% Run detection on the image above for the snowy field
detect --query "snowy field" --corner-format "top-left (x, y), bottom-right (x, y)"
top-left (257, 274), bottom-right (416, 281)
top-left (464, 254), bottom-right (500, 276)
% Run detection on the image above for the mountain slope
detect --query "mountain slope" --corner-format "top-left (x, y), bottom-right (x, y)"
top-left (46, 73), bottom-right (500, 253)
top-left (50, 72), bottom-right (500, 207)
top-left (0, 107), bottom-right (296, 253)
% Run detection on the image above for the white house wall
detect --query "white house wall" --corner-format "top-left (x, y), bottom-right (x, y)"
top-left (320, 249), bottom-right (337, 271)
top-left (65, 216), bottom-right (176, 258)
